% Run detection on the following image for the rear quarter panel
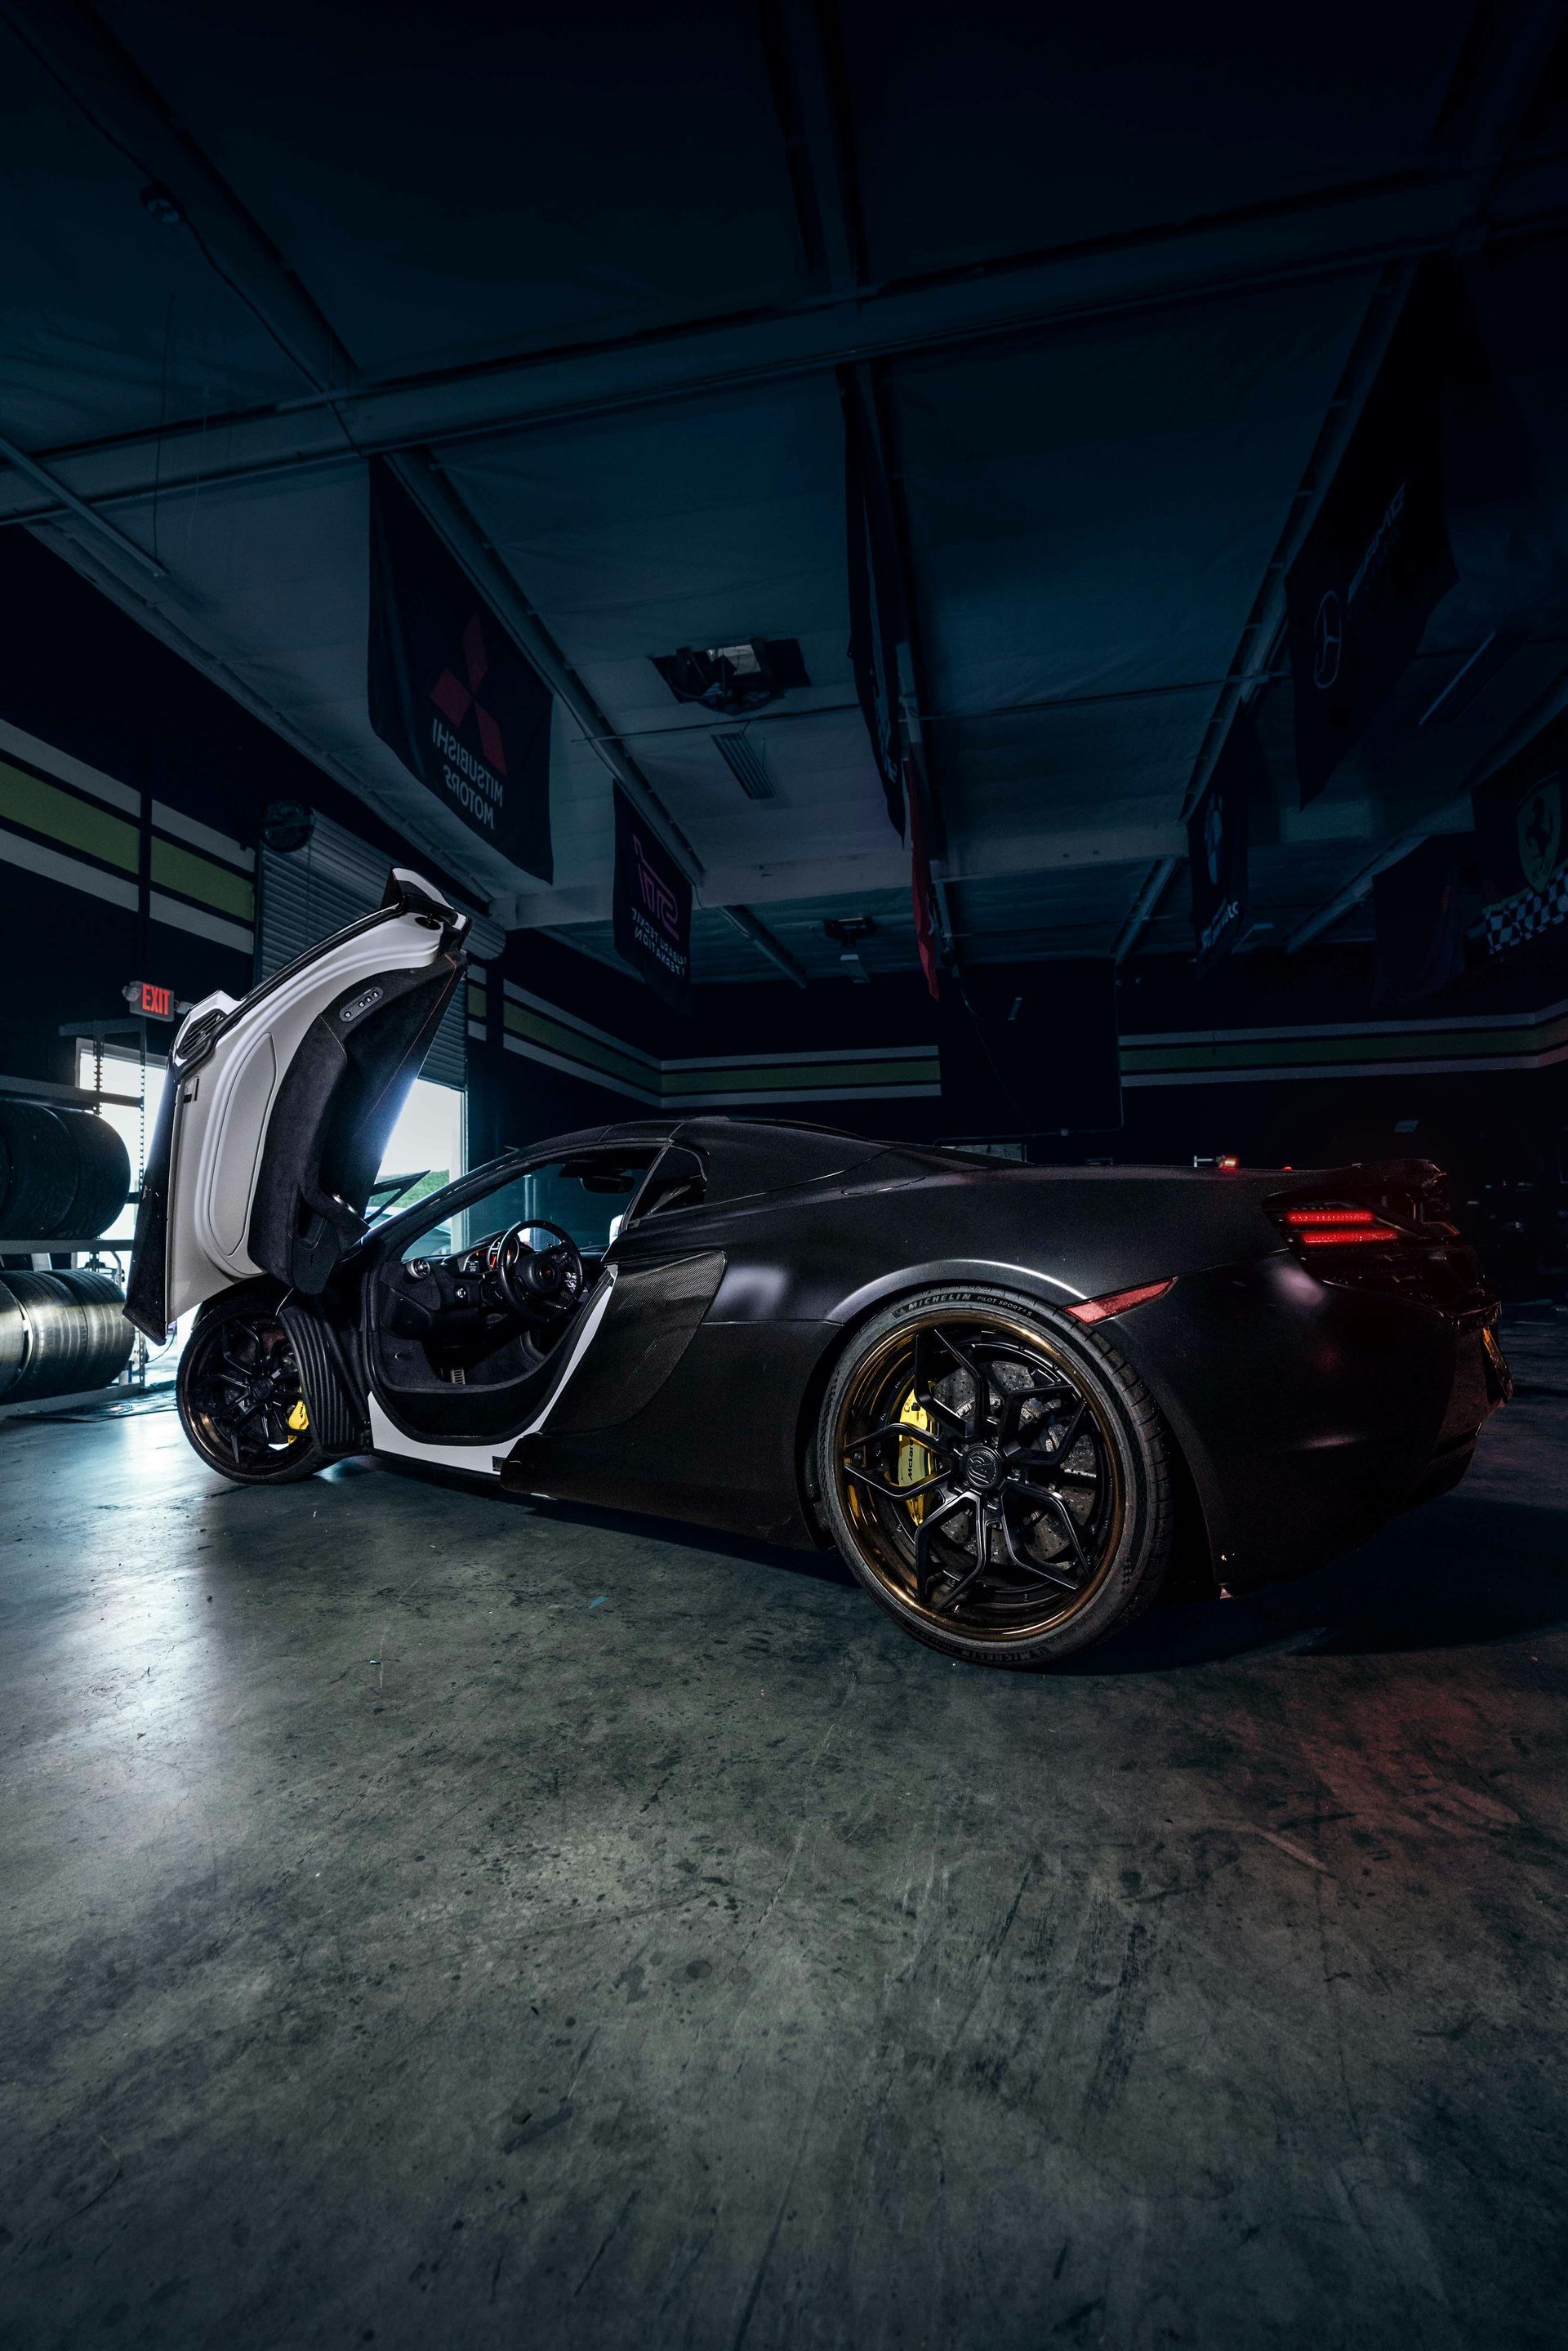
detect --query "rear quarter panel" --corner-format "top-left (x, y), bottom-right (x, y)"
top-left (525, 1160), bottom-right (1293, 1549)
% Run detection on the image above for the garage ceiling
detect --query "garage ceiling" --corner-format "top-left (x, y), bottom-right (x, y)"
top-left (2, 0), bottom-right (1567, 984)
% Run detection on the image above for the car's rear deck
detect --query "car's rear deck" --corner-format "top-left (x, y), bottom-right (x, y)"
top-left (2, 1316), bottom-right (1565, 2349)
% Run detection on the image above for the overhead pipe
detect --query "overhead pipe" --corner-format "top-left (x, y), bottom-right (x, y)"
top-left (0, 430), bottom-right (164, 577)
top-left (1112, 856), bottom-right (1180, 965)
top-left (715, 905), bottom-right (808, 988)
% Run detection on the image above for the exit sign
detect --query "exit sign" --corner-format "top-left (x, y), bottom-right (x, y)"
top-left (123, 980), bottom-right (176, 1019)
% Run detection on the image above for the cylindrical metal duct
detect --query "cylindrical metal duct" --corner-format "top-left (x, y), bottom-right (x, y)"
top-left (0, 1270), bottom-right (136, 1404)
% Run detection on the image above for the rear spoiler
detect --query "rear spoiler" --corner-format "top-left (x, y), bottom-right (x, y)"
top-left (1263, 1160), bottom-right (1451, 1229)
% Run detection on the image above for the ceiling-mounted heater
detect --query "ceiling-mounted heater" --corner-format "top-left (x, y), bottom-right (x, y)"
top-left (653, 636), bottom-right (808, 715)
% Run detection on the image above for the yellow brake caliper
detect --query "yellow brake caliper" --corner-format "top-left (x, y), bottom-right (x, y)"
top-left (287, 1398), bottom-right (310, 1432)
top-left (896, 1393), bottom-right (935, 1524)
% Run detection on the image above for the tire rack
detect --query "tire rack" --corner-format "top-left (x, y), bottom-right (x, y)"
top-left (0, 1056), bottom-right (146, 1387)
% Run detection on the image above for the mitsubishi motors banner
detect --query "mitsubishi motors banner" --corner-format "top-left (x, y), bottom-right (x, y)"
top-left (368, 460), bottom-right (554, 879)
top-left (1285, 267), bottom-right (1458, 804)
top-left (612, 786), bottom-right (692, 1013)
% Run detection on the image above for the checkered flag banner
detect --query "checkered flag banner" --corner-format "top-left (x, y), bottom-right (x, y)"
top-left (1482, 867), bottom-right (1568, 954)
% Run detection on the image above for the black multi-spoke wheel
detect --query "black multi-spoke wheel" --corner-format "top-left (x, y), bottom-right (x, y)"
top-left (816, 1289), bottom-right (1174, 1665)
top-left (178, 1298), bottom-right (323, 1485)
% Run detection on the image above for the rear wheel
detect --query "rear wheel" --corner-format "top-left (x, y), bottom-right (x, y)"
top-left (815, 1287), bottom-right (1174, 1667)
top-left (178, 1298), bottom-right (323, 1484)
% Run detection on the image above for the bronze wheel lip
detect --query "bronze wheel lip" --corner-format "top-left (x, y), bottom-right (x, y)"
top-left (832, 1307), bottom-right (1125, 1645)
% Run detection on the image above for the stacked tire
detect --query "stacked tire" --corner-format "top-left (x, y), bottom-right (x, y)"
top-left (0, 1102), bottom-right (131, 1239)
top-left (0, 1269), bottom-right (135, 1404)
top-left (0, 1104), bottom-right (136, 1404)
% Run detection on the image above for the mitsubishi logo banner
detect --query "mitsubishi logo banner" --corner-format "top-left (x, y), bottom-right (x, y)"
top-left (612, 786), bottom-right (693, 1013)
top-left (1285, 267), bottom-right (1458, 804)
top-left (1187, 705), bottom-right (1261, 970)
top-left (368, 460), bottom-right (554, 879)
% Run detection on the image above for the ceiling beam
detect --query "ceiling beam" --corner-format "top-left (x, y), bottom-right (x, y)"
top-left (1282, 799), bottom-right (1473, 953)
top-left (0, 428), bottom-right (164, 578)
top-left (4, 148), bottom-right (1564, 534)
top-left (714, 904), bottom-right (808, 987)
top-left (1112, 856), bottom-right (1182, 964)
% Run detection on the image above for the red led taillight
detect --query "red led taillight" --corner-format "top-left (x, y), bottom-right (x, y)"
top-left (1282, 1205), bottom-right (1400, 1247)
top-left (1067, 1279), bottom-right (1174, 1325)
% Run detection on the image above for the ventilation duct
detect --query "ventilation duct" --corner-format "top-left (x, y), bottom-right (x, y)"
top-left (711, 731), bottom-right (774, 800)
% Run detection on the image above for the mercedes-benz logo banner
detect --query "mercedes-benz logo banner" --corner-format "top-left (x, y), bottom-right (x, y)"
top-left (1284, 264), bottom-right (1458, 806)
top-left (1187, 705), bottom-right (1262, 971)
top-left (612, 785), bottom-right (693, 1013)
top-left (367, 460), bottom-right (554, 879)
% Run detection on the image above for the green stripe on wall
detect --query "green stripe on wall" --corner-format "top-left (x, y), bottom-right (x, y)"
top-left (671, 1057), bottom-right (941, 1097)
top-left (467, 982), bottom-right (488, 1019)
top-left (503, 994), bottom-right (938, 1102)
top-left (0, 759), bottom-right (139, 873)
top-left (504, 998), bottom-right (658, 1094)
top-left (150, 835), bottom-right (255, 920)
top-left (1121, 1017), bottom-right (1568, 1076)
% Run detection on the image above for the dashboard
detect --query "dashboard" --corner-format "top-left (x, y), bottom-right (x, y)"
top-left (404, 1230), bottom-right (507, 1287)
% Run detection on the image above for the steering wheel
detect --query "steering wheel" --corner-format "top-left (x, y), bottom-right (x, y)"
top-left (494, 1219), bottom-right (586, 1322)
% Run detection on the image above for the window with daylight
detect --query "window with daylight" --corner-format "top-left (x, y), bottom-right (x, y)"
top-left (75, 1041), bottom-right (166, 1246)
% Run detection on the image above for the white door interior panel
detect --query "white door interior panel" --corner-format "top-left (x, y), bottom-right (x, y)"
top-left (145, 871), bottom-right (469, 1333)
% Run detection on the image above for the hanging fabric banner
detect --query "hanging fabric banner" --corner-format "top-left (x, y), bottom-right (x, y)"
top-left (368, 459), bottom-right (554, 879)
top-left (1472, 716), bottom-right (1568, 956)
top-left (1187, 705), bottom-right (1261, 970)
top-left (843, 373), bottom-right (909, 841)
top-left (1373, 836), bottom-right (1465, 1005)
top-left (612, 785), bottom-right (692, 1013)
top-left (1285, 266), bottom-right (1458, 805)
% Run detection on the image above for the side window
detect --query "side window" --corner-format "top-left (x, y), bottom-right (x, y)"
top-left (627, 1147), bottom-right (706, 1223)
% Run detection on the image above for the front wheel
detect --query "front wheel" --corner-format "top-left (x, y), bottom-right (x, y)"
top-left (178, 1298), bottom-right (323, 1485)
top-left (815, 1287), bottom-right (1174, 1667)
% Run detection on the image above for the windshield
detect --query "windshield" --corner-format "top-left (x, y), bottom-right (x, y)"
top-left (397, 1152), bottom-right (655, 1262)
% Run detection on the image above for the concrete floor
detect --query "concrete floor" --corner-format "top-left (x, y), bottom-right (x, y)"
top-left (2, 1326), bottom-right (1566, 2351)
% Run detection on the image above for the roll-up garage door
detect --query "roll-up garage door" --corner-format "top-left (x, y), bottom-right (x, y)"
top-left (257, 813), bottom-right (502, 1090)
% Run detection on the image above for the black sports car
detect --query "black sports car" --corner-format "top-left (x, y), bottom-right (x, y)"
top-left (127, 868), bottom-right (1511, 1667)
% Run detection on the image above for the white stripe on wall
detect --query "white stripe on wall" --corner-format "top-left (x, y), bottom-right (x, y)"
top-left (501, 1029), bottom-right (661, 1104)
top-left (149, 890), bottom-right (254, 955)
top-left (150, 799), bottom-right (254, 871)
top-left (0, 824), bottom-right (139, 910)
top-left (502, 977), bottom-right (662, 1070)
top-left (0, 716), bottom-right (140, 817)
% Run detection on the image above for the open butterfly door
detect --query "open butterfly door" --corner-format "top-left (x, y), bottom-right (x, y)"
top-left (127, 869), bottom-right (470, 1340)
